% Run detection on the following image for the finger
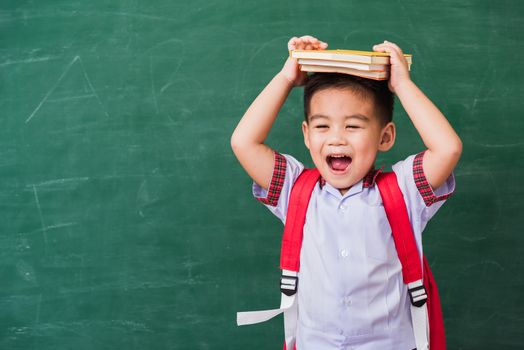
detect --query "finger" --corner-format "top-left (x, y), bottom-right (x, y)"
top-left (306, 37), bottom-right (324, 48)
top-left (373, 43), bottom-right (401, 60)
top-left (304, 39), bottom-right (316, 48)
top-left (294, 39), bottom-right (307, 50)
top-left (299, 37), bottom-right (314, 47)
top-left (383, 40), bottom-right (404, 55)
top-left (380, 41), bottom-right (404, 60)
top-left (373, 42), bottom-right (394, 50)
top-left (294, 35), bottom-right (327, 51)
top-left (373, 45), bottom-right (402, 66)
top-left (372, 43), bottom-right (391, 53)
top-left (288, 37), bottom-right (299, 51)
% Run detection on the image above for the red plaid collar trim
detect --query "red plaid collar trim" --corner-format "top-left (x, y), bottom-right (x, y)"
top-left (319, 166), bottom-right (384, 189)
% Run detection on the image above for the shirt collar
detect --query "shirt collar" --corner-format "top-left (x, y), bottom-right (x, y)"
top-left (319, 165), bottom-right (384, 189)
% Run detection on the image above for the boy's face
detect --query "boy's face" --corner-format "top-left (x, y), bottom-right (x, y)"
top-left (302, 88), bottom-right (395, 195)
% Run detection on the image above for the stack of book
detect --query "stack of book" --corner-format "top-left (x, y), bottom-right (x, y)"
top-left (290, 49), bottom-right (413, 80)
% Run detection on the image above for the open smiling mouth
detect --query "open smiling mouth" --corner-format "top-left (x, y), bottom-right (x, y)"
top-left (326, 155), bottom-right (352, 173)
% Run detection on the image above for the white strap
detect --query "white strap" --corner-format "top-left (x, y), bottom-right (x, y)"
top-left (408, 279), bottom-right (429, 349)
top-left (283, 295), bottom-right (298, 350)
top-left (236, 293), bottom-right (296, 326)
top-left (237, 306), bottom-right (284, 326)
top-left (410, 302), bottom-right (429, 350)
top-left (237, 270), bottom-right (299, 349)
top-left (237, 293), bottom-right (298, 349)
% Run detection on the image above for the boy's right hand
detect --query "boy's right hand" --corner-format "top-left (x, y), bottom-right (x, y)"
top-left (280, 35), bottom-right (328, 87)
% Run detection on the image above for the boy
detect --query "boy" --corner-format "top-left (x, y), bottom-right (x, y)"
top-left (231, 35), bottom-right (462, 349)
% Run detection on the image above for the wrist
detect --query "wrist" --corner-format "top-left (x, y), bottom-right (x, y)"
top-left (276, 70), bottom-right (296, 89)
top-left (393, 78), bottom-right (415, 97)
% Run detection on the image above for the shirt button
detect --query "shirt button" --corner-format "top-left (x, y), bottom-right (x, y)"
top-left (339, 204), bottom-right (347, 211)
top-left (340, 249), bottom-right (349, 258)
top-left (343, 297), bottom-right (352, 307)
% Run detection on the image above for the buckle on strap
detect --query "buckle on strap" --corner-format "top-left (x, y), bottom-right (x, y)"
top-left (408, 282), bottom-right (428, 307)
top-left (280, 271), bottom-right (298, 296)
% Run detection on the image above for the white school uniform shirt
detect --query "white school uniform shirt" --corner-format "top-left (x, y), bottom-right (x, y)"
top-left (252, 151), bottom-right (455, 350)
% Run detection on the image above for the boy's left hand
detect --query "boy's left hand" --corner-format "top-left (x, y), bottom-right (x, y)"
top-left (373, 41), bottom-right (411, 93)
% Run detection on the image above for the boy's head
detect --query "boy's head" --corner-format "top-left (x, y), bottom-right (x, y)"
top-left (304, 73), bottom-right (394, 126)
top-left (301, 73), bottom-right (396, 194)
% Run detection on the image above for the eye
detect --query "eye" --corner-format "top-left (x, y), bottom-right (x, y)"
top-left (315, 124), bottom-right (328, 129)
top-left (346, 125), bottom-right (360, 129)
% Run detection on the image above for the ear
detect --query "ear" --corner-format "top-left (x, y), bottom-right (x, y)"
top-left (302, 121), bottom-right (310, 149)
top-left (378, 122), bottom-right (396, 152)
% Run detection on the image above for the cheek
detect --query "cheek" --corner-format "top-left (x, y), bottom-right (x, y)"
top-left (349, 136), bottom-right (378, 160)
top-left (356, 130), bottom-right (380, 147)
top-left (307, 135), bottom-right (325, 157)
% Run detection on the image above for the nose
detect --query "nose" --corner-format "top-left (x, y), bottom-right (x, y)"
top-left (327, 126), bottom-right (347, 146)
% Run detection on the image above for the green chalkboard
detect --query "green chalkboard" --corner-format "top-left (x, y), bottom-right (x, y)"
top-left (1, 0), bottom-right (523, 349)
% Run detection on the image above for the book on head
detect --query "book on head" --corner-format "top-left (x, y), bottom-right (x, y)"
top-left (291, 48), bottom-right (412, 80)
top-left (291, 49), bottom-right (413, 65)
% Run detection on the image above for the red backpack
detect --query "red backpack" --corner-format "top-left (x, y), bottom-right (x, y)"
top-left (238, 169), bottom-right (446, 350)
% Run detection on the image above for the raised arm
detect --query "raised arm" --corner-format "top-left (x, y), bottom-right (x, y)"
top-left (231, 36), bottom-right (328, 189)
top-left (373, 41), bottom-right (463, 190)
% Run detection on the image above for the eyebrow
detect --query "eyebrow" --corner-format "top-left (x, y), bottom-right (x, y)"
top-left (309, 114), bottom-right (370, 122)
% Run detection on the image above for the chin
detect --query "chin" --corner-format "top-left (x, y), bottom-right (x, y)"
top-left (317, 169), bottom-right (356, 189)
top-left (330, 178), bottom-right (358, 191)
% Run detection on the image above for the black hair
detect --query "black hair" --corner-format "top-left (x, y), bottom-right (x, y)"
top-left (303, 73), bottom-right (394, 127)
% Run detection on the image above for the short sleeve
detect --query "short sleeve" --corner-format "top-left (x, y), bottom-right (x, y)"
top-left (391, 150), bottom-right (456, 225)
top-left (252, 151), bottom-right (304, 223)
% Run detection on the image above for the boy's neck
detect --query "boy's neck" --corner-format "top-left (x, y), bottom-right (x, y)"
top-left (319, 165), bottom-right (383, 195)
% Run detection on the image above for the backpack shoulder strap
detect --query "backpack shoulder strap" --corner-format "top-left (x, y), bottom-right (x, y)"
top-left (376, 171), bottom-right (423, 284)
top-left (377, 171), bottom-right (443, 350)
top-left (280, 168), bottom-right (321, 272)
top-left (279, 168), bottom-right (320, 350)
